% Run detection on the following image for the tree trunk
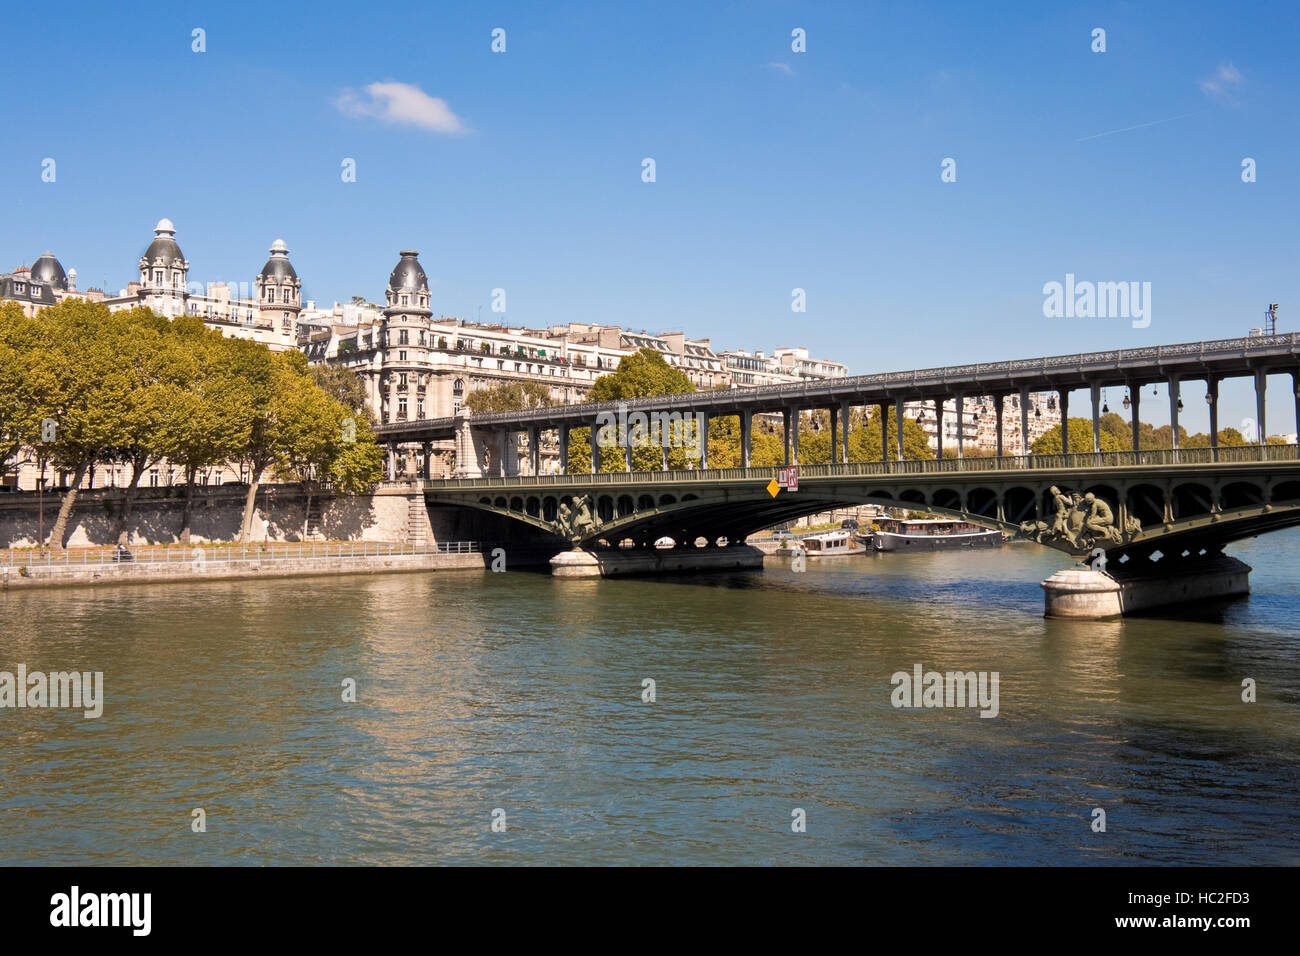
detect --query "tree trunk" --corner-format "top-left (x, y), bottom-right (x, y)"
top-left (239, 467), bottom-right (263, 544)
top-left (180, 466), bottom-right (196, 546)
top-left (48, 462), bottom-right (89, 551)
top-left (302, 483), bottom-right (313, 541)
top-left (116, 460), bottom-right (147, 546)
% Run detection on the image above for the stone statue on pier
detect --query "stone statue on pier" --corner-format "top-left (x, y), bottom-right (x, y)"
top-left (1018, 486), bottom-right (1129, 551)
top-left (555, 495), bottom-right (599, 546)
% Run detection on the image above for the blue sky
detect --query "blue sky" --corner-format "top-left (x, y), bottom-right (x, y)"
top-left (4, 1), bottom-right (1298, 430)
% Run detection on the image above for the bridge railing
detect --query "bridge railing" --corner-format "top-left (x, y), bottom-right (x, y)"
top-left (422, 443), bottom-right (1299, 489)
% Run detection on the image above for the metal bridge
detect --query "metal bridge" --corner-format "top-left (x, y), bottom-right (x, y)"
top-left (376, 332), bottom-right (1300, 471)
top-left (420, 445), bottom-right (1300, 571)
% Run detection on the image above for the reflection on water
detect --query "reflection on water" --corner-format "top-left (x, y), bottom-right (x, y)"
top-left (1, 531), bottom-right (1297, 865)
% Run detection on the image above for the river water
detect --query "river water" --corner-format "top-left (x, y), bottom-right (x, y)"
top-left (3, 531), bottom-right (1298, 866)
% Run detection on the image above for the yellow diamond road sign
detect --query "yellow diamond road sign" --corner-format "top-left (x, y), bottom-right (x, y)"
top-left (766, 479), bottom-right (781, 498)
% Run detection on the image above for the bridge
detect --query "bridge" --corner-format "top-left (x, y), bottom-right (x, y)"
top-left (420, 445), bottom-right (1300, 562)
top-left (375, 332), bottom-right (1300, 474)
top-left (385, 332), bottom-right (1300, 615)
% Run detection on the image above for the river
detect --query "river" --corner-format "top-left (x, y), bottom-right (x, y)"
top-left (3, 531), bottom-right (1298, 865)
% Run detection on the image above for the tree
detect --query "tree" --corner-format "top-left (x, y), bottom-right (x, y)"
top-left (1031, 418), bottom-right (1123, 454)
top-left (17, 300), bottom-right (135, 549)
top-left (158, 329), bottom-right (259, 544)
top-left (0, 303), bottom-right (34, 485)
top-left (310, 364), bottom-right (372, 422)
top-left (590, 348), bottom-right (694, 402)
top-left (462, 380), bottom-right (553, 414)
top-left (103, 308), bottom-right (191, 544)
top-left (231, 347), bottom-right (294, 543)
top-left (274, 373), bottom-right (384, 536)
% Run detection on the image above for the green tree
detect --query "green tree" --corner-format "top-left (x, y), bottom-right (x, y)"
top-left (17, 300), bottom-right (135, 549)
top-left (104, 308), bottom-right (196, 543)
top-left (462, 380), bottom-right (553, 414)
top-left (310, 364), bottom-right (372, 422)
top-left (590, 348), bottom-right (694, 402)
top-left (1031, 417), bottom-right (1124, 454)
top-left (158, 329), bottom-right (259, 545)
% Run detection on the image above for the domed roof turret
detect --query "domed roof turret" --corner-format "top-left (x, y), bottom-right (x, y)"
top-left (30, 252), bottom-right (67, 290)
top-left (141, 218), bottom-right (185, 268)
top-left (259, 238), bottom-right (297, 281)
top-left (387, 250), bottom-right (428, 294)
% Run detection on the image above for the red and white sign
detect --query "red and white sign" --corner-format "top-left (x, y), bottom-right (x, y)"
top-left (777, 466), bottom-right (799, 492)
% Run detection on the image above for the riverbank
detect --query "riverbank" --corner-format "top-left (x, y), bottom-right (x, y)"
top-left (0, 542), bottom-right (492, 590)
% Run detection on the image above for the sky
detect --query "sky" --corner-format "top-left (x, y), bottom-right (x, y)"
top-left (4, 0), bottom-right (1299, 432)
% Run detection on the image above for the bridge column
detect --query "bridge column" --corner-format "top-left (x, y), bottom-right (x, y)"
top-left (559, 424), bottom-right (570, 475)
top-left (894, 402), bottom-right (904, 461)
top-left (1129, 385), bottom-right (1141, 453)
top-left (839, 399), bottom-right (850, 464)
top-left (782, 409), bottom-right (792, 466)
top-left (700, 413), bottom-right (710, 469)
top-left (624, 434), bottom-right (633, 472)
top-left (830, 406), bottom-right (839, 465)
top-left (528, 426), bottom-right (540, 475)
top-left (1018, 387), bottom-right (1030, 457)
top-left (993, 394), bottom-right (1004, 459)
top-left (741, 409), bottom-right (752, 468)
top-left (1059, 389), bottom-right (1069, 455)
top-left (1207, 377), bottom-right (1220, 462)
top-left (789, 408), bottom-right (799, 465)
top-left (955, 394), bottom-right (964, 459)
top-left (879, 403), bottom-right (888, 463)
top-left (387, 443), bottom-right (398, 481)
top-left (1168, 376), bottom-right (1181, 452)
top-left (1254, 369), bottom-right (1267, 446)
top-left (1293, 371), bottom-right (1300, 450)
top-left (591, 418), bottom-right (601, 474)
top-left (422, 441), bottom-right (432, 479)
top-left (934, 398), bottom-right (943, 460)
top-left (1090, 382), bottom-right (1101, 453)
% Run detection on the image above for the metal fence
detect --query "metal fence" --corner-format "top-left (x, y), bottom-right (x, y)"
top-left (0, 540), bottom-right (482, 569)
top-left (425, 443), bottom-right (1300, 489)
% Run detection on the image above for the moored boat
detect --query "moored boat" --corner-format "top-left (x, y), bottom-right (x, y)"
top-left (802, 530), bottom-right (866, 557)
top-left (868, 517), bottom-right (1002, 551)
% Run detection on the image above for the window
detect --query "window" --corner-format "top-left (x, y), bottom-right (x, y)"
top-left (418, 331), bottom-right (426, 345)
top-left (399, 330), bottom-right (409, 345)
top-left (398, 397), bottom-right (407, 419)
top-left (417, 400), bottom-right (424, 419)
top-left (154, 271), bottom-right (163, 285)
top-left (282, 314), bottom-right (291, 329)
top-left (399, 350), bottom-right (407, 361)
top-left (401, 295), bottom-right (408, 306)
top-left (398, 373), bottom-right (408, 388)
top-left (453, 378), bottom-right (464, 394)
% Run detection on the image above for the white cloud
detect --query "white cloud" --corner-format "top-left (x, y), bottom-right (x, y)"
top-left (335, 82), bottom-right (467, 133)
top-left (1199, 62), bottom-right (1244, 102)
top-left (767, 62), bottom-right (795, 76)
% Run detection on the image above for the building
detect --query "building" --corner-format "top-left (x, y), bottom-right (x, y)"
top-left (543, 323), bottom-right (728, 389)
top-left (95, 220), bottom-right (304, 352)
top-left (0, 253), bottom-right (80, 316)
top-left (720, 347), bottom-right (847, 387)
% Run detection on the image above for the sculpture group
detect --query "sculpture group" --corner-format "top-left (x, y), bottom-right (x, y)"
top-left (554, 495), bottom-right (599, 546)
top-left (1019, 486), bottom-right (1141, 551)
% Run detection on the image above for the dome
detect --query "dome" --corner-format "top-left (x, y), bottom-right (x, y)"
top-left (387, 250), bottom-right (428, 294)
top-left (259, 238), bottom-right (297, 281)
top-left (141, 218), bottom-right (184, 268)
top-left (30, 252), bottom-right (68, 290)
